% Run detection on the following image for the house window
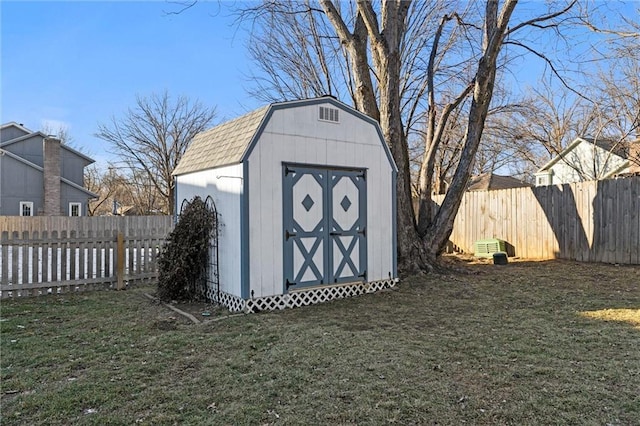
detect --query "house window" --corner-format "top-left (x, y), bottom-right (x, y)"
top-left (69, 202), bottom-right (82, 217)
top-left (535, 172), bottom-right (552, 186)
top-left (20, 201), bottom-right (34, 216)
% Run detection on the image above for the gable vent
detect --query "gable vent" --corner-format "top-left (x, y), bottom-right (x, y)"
top-left (319, 106), bottom-right (339, 123)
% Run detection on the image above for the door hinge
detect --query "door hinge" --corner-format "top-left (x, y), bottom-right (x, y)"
top-left (358, 227), bottom-right (366, 237)
top-left (358, 270), bottom-right (367, 280)
top-left (284, 165), bottom-right (296, 176)
top-left (285, 278), bottom-right (296, 289)
top-left (285, 230), bottom-right (297, 240)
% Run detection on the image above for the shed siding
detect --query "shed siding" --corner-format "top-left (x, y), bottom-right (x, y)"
top-left (248, 104), bottom-right (394, 298)
top-left (176, 164), bottom-right (244, 298)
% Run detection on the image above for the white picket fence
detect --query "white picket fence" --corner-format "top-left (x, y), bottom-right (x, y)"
top-left (0, 216), bottom-right (173, 298)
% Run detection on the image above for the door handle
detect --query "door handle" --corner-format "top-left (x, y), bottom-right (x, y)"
top-left (286, 230), bottom-right (297, 240)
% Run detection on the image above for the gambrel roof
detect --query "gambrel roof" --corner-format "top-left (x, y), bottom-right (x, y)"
top-left (173, 105), bottom-right (269, 176)
top-left (173, 97), bottom-right (396, 176)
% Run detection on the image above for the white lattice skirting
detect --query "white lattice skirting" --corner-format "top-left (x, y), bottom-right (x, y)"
top-left (208, 279), bottom-right (399, 313)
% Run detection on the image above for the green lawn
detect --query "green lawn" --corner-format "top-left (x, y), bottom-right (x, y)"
top-left (1, 259), bottom-right (639, 425)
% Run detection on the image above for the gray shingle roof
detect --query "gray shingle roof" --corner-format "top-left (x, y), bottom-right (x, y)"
top-left (173, 96), bottom-right (398, 176)
top-left (468, 173), bottom-right (531, 191)
top-left (581, 137), bottom-right (628, 158)
top-left (173, 105), bottom-right (270, 176)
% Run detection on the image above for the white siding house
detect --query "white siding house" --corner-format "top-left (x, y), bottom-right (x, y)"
top-left (534, 137), bottom-right (637, 186)
top-left (173, 97), bottom-right (398, 312)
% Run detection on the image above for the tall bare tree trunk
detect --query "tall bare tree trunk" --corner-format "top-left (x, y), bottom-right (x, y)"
top-left (243, 0), bottom-right (581, 272)
top-left (370, 1), bottom-right (424, 271)
top-left (422, 0), bottom-right (518, 261)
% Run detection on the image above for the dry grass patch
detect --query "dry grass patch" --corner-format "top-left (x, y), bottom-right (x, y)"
top-left (1, 258), bottom-right (639, 425)
top-left (580, 308), bottom-right (640, 329)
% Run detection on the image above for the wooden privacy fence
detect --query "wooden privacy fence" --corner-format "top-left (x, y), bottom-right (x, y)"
top-left (433, 176), bottom-right (640, 264)
top-left (0, 216), bottom-right (173, 298)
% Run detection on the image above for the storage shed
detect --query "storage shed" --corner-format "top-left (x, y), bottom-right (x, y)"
top-left (173, 97), bottom-right (398, 312)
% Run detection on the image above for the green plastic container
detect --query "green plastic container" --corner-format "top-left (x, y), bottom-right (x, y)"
top-left (474, 238), bottom-right (507, 258)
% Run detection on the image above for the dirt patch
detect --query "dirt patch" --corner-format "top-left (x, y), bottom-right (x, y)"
top-left (144, 292), bottom-right (235, 324)
top-left (171, 300), bottom-right (232, 322)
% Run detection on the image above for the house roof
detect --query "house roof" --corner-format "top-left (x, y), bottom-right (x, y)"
top-left (173, 97), bottom-right (396, 176)
top-left (584, 137), bottom-right (628, 157)
top-left (467, 173), bottom-right (531, 191)
top-left (173, 105), bottom-right (270, 176)
top-left (0, 122), bottom-right (31, 133)
top-left (0, 131), bottom-right (95, 164)
top-left (0, 148), bottom-right (99, 198)
top-left (537, 136), bottom-right (629, 173)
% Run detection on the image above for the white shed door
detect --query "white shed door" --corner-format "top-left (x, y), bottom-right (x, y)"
top-left (283, 164), bottom-right (367, 290)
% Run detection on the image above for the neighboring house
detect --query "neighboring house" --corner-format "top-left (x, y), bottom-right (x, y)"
top-left (113, 204), bottom-right (144, 216)
top-left (174, 96), bottom-right (398, 312)
top-left (534, 136), bottom-right (640, 186)
top-left (467, 173), bottom-right (532, 191)
top-left (0, 122), bottom-right (97, 216)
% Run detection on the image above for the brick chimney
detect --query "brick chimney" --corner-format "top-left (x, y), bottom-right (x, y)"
top-left (43, 137), bottom-right (62, 216)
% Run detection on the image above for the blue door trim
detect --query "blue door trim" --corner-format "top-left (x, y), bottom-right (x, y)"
top-left (392, 170), bottom-right (397, 278)
top-left (240, 161), bottom-right (250, 299)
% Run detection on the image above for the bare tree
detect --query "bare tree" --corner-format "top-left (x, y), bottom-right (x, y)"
top-left (496, 6), bottom-right (640, 182)
top-left (85, 165), bottom-right (137, 216)
top-left (126, 169), bottom-right (168, 215)
top-left (415, 86), bottom-right (532, 192)
top-left (41, 123), bottom-right (73, 145)
top-left (574, 5), bottom-right (640, 173)
top-left (85, 164), bottom-right (116, 216)
top-left (589, 44), bottom-right (640, 143)
top-left (95, 91), bottom-right (216, 215)
top-left (239, 0), bottom-right (580, 270)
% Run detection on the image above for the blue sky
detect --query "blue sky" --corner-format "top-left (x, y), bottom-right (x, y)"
top-left (1, 1), bottom-right (636, 169)
top-left (1, 1), bottom-right (260, 166)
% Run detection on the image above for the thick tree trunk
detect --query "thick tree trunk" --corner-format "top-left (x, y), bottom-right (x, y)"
top-left (168, 184), bottom-right (175, 216)
top-left (351, 14), bottom-right (380, 121)
top-left (423, 67), bottom-right (495, 260)
top-left (422, 0), bottom-right (517, 262)
top-left (367, 1), bottom-right (425, 272)
top-left (319, 0), bottom-right (519, 272)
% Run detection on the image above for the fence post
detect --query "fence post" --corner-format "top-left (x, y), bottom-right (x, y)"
top-left (116, 232), bottom-right (125, 290)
